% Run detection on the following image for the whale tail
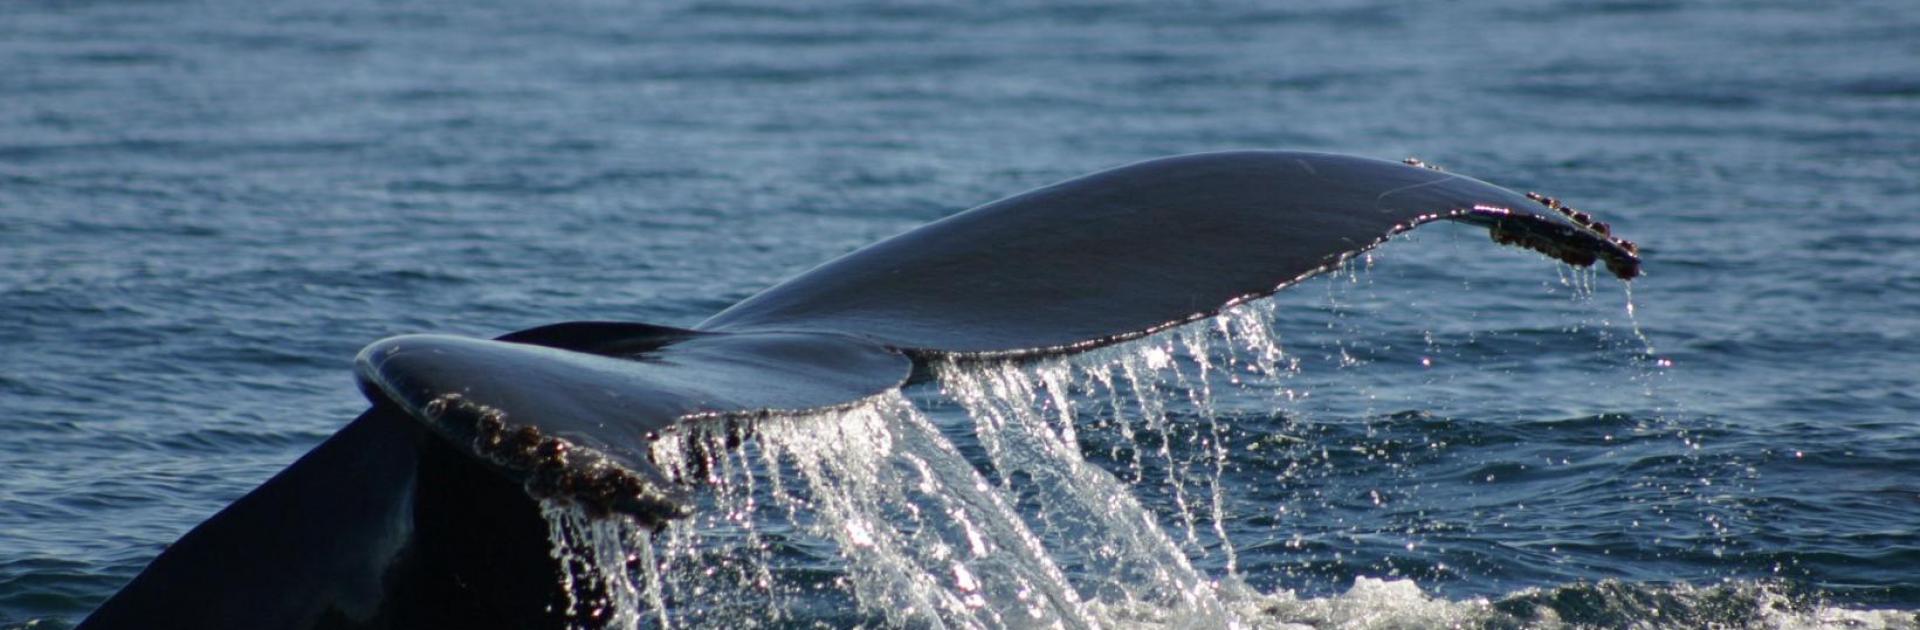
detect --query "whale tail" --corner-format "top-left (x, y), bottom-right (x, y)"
top-left (83, 151), bottom-right (1638, 629)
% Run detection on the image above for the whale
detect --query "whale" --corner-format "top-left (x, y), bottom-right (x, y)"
top-left (79, 151), bottom-right (1639, 629)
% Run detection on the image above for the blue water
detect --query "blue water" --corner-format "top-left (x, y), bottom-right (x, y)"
top-left (3, 0), bottom-right (1918, 627)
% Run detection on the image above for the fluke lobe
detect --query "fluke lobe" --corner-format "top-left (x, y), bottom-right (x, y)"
top-left (80, 151), bottom-right (1640, 629)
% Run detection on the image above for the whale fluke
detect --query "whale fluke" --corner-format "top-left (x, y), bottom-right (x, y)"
top-left (356, 329), bottom-right (912, 524)
top-left (81, 151), bottom-right (1638, 629)
top-left (702, 151), bottom-right (1637, 356)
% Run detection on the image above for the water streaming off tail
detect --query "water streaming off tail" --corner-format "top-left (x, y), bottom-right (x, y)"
top-left (534, 300), bottom-right (1305, 629)
top-left (526, 285), bottom-right (1919, 630)
top-left (546, 393), bottom-right (1091, 629)
top-left (534, 276), bottom-right (1774, 630)
top-left (931, 301), bottom-right (1299, 626)
top-left (527, 258), bottom-right (1783, 630)
top-left (748, 396), bottom-right (1091, 628)
top-left (542, 500), bottom-right (665, 629)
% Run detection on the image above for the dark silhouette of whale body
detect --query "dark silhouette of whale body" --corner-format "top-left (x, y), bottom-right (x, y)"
top-left (81, 151), bottom-right (1640, 629)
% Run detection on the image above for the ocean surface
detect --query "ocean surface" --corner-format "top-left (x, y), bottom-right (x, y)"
top-left (3, 0), bottom-right (1918, 627)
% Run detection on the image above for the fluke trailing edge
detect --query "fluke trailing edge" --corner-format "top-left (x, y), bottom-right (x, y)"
top-left (81, 151), bottom-right (1640, 629)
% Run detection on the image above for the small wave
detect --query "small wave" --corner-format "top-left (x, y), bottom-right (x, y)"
top-left (1245, 577), bottom-right (1917, 630)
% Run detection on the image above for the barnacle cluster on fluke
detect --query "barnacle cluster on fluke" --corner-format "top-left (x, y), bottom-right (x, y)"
top-left (1402, 156), bottom-right (1640, 280)
top-left (1524, 191), bottom-right (1642, 268)
top-left (422, 392), bottom-right (689, 526)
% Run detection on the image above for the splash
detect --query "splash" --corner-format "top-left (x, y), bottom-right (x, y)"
top-left (542, 394), bottom-right (1094, 628)
top-left (530, 300), bottom-right (1306, 629)
top-left (542, 500), bottom-right (665, 629)
top-left (938, 355), bottom-right (1231, 624)
top-left (742, 395), bottom-right (1089, 628)
top-left (931, 301), bottom-right (1298, 624)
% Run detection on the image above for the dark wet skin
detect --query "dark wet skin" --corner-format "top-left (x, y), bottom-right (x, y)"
top-left (81, 151), bottom-right (1637, 630)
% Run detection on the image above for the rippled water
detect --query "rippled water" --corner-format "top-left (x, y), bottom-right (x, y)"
top-left (3, 0), bottom-right (1917, 627)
